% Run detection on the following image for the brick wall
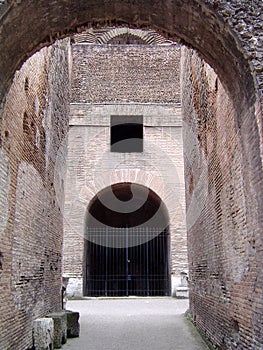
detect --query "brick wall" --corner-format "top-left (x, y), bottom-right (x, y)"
top-left (63, 113), bottom-right (187, 295)
top-left (181, 47), bottom-right (262, 349)
top-left (0, 39), bottom-right (70, 350)
top-left (62, 41), bottom-right (187, 296)
top-left (0, 0), bottom-right (262, 346)
top-left (0, 0), bottom-right (261, 111)
top-left (71, 44), bottom-right (180, 104)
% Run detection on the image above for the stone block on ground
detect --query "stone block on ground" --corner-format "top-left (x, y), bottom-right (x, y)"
top-left (47, 311), bottom-right (67, 348)
top-left (33, 318), bottom-right (54, 350)
top-left (66, 310), bottom-right (80, 337)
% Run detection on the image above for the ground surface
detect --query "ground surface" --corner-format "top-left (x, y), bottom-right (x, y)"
top-left (63, 298), bottom-right (209, 350)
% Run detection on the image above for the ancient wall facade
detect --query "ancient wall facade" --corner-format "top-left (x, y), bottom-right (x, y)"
top-left (181, 47), bottom-right (262, 349)
top-left (0, 1), bottom-right (262, 348)
top-left (63, 38), bottom-right (188, 297)
top-left (0, 39), bottom-right (70, 350)
top-left (71, 44), bottom-right (181, 104)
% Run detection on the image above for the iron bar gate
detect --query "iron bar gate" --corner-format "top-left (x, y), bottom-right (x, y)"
top-left (84, 227), bottom-right (170, 297)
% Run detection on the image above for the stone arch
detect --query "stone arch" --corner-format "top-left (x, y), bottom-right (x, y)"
top-left (74, 27), bottom-right (170, 45)
top-left (96, 27), bottom-right (174, 45)
top-left (63, 167), bottom-right (185, 297)
top-left (84, 182), bottom-right (171, 296)
top-left (0, 0), bottom-right (261, 107)
top-left (85, 182), bottom-right (170, 231)
top-left (0, 1), bottom-right (261, 173)
top-left (64, 168), bottom-right (183, 238)
top-left (0, 1), bottom-right (262, 349)
top-left (69, 167), bottom-right (184, 228)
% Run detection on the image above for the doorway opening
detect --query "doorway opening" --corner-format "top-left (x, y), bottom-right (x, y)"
top-left (84, 183), bottom-right (170, 297)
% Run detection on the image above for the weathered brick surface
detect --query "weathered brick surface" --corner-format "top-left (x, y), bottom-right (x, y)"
top-left (71, 45), bottom-right (180, 104)
top-left (63, 123), bottom-right (187, 290)
top-left (63, 39), bottom-right (187, 296)
top-left (181, 47), bottom-right (263, 350)
top-left (0, 1), bottom-right (262, 349)
top-left (0, 1), bottom-right (261, 193)
top-left (0, 0), bottom-right (261, 107)
top-left (0, 40), bottom-right (70, 350)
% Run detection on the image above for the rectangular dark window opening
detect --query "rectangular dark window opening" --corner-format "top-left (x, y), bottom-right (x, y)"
top-left (111, 115), bottom-right (143, 153)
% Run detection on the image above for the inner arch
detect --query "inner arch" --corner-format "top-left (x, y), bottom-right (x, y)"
top-left (87, 182), bottom-right (169, 229)
top-left (84, 183), bottom-right (171, 296)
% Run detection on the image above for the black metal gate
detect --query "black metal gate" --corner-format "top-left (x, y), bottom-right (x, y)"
top-left (84, 227), bottom-right (170, 296)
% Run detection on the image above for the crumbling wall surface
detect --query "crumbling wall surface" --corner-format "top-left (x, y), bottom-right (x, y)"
top-left (0, 0), bottom-right (262, 108)
top-left (0, 39), bottom-right (70, 350)
top-left (71, 45), bottom-right (180, 104)
top-left (181, 47), bottom-right (263, 350)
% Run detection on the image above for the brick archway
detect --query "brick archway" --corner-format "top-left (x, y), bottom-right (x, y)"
top-left (0, 0), bottom-right (260, 107)
top-left (83, 182), bottom-right (171, 297)
top-left (0, 1), bottom-right (262, 349)
top-left (97, 27), bottom-right (174, 45)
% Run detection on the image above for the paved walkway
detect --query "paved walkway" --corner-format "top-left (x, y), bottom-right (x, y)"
top-left (63, 298), bottom-right (209, 350)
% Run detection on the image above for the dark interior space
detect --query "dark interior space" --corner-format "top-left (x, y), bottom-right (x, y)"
top-left (84, 183), bottom-right (170, 296)
top-left (111, 116), bottom-right (143, 153)
top-left (87, 183), bottom-right (168, 228)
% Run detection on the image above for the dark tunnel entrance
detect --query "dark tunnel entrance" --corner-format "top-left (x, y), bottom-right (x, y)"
top-left (84, 183), bottom-right (170, 296)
